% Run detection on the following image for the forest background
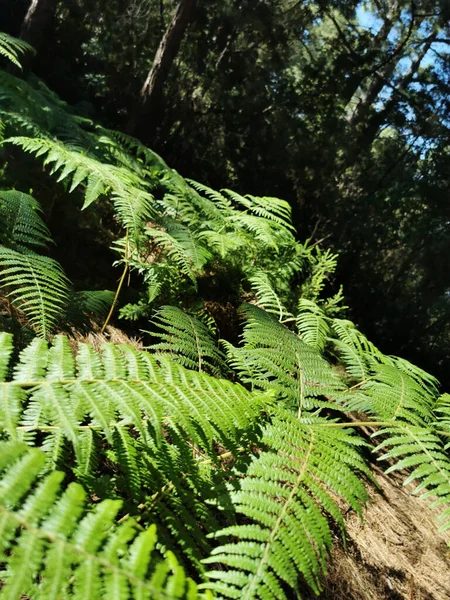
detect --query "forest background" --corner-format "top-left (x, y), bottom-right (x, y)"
top-left (1, 0), bottom-right (450, 383)
top-left (0, 2), bottom-right (450, 599)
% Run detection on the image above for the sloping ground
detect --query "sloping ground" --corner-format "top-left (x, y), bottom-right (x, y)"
top-left (309, 467), bottom-right (450, 600)
top-left (71, 327), bottom-right (450, 600)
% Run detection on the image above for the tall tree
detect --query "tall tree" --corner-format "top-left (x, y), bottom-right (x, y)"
top-left (127, 0), bottom-right (196, 138)
top-left (19, 0), bottom-right (57, 75)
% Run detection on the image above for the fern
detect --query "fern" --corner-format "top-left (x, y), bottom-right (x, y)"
top-left (248, 271), bottom-right (293, 322)
top-left (331, 318), bottom-right (383, 380)
top-left (301, 247), bottom-right (339, 301)
top-left (147, 222), bottom-right (212, 278)
top-left (0, 441), bottom-right (204, 600)
top-left (0, 332), bottom-right (268, 567)
top-left (147, 306), bottom-right (227, 375)
top-left (435, 393), bottom-right (450, 448)
top-left (0, 190), bottom-right (52, 251)
top-left (66, 290), bottom-right (115, 320)
top-left (224, 304), bottom-right (345, 413)
top-left (203, 410), bottom-right (370, 599)
top-left (296, 298), bottom-right (330, 351)
top-left (0, 32), bottom-right (33, 68)
top-left (0, 247), bottom-right (70, 337)
top-left (0, 189), bottom-right (115, 335)
top-left (3, 53), bottom-right (450, 597)
top-left (374, 425), bottom-right (450, 532)
top-left (0, 332), bottom-right (263, 450)
top-left (3, 137), bottom-right (154, 241)
top-left (223, 189), bottom-right (294, 231)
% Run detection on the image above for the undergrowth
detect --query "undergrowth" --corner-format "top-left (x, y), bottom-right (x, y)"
top-left (0, 32), bottom-right (449, 600)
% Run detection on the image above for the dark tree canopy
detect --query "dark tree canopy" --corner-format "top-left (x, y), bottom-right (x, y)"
top-left (2, 0), bottom-right (450, 384)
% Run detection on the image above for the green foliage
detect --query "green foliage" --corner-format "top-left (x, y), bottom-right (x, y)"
top-left (0, 72), bottom-right (316, 321)
top-left (147, 306), bottom-right (227, 375)
top-left (0, 441), bottom-right (203, 600)
top-left (374, 425), bottom-right (450, 532)
top-left (0, 32), bottom-right (33, 68)
top-left (0, 247), bottom-right (70, 338)
top-left (0, 331), bottom-right (263, 471)
top-left (296, 299), bottom-right (330, 351)
top-left (0, 190), bottom-right (70, 337)
top-left (0, 189), bottom-right (111, 336)
top-left (224, 304), bottom-right (344, 413)
top-left (0, 190), bottom-right (52, 251)
top-left (248, 271), bottom-right (293, 322)
top-left (1, 30), bottom-right (450, 598)
top-left (204, 411), bottom-right (370, 599)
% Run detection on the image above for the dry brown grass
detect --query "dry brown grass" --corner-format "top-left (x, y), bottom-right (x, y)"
top-left (67, 323), bottom-right (144, 353)
top-left (304, 468), bottom-right (450, 600)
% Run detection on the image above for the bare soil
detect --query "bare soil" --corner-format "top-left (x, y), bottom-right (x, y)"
top-left (308, 467), bottom-right (450, 600)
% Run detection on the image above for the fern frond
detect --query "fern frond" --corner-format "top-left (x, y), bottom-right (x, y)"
top-left (331, 318), bottom-right (383, 380)
top-left (147, 306), bottom-right (227, 376)
top-left (435, 393), bottom-right (450, 449)
top-left (0, 190), bottom-right (52, 251)
top-left (0, 441), bottom-right (203, 599)
top-left (248, 271), bottom-right (292, 322)
top-left (374, 425), bottom-right (450, 532)
top-left (301, 247), bottom-right (339, 301)
top-left (224, 189), bottom-right (294, 231)
top-left (229, 213), bottom-right (280, 250)
top-left (344, 359), bottom-right (438, 425)
top-left (5, 136), bottom-right (109, 202)
top-left (0, 247), bottom-right (70, 337)
top-left (186, 180), bottom-right (232, 211)
top-left (0, 332), bottom-right (266, 469)
top-left (113, 189), bottom-right (155, 242)
top-left (66, 290), bottom-right (115, 322)
top-left (0, 32), bottom-right (33, 68)
top-left (146, 224), bottom-right (212, 281)
top-left (197, 230), bottom-right (245, 259)
top-left (385, 355), bottom-right (440, 392)
top-left (0, 332), bottom-right (270, 574)
top-left (203, 410), bottom-right (369, 599)
top-left (226, 304), bottom-right (344, 412)
top-left (296, 299), bottom-right (331, 351)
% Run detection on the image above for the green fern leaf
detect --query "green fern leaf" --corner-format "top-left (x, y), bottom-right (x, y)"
top-left (0, 32), bottom-right (33, 68)
top-left (331, 318), bottom-right (382, 380)
top-left (203, 410), bottom-right (369, 599)
top-left (296, 299), bottom-right (331, 351)
top-left (226, 304), bottom-right (344, 413)
top-left (0, 190), bottom-right (52, 251)
top-left (374, 425), bottom-right (450, 531)
top-left (0, 441), bottom-right (203, 599)
top-left (0, 332), bottom-right (266, 476)
top-left (249, 271), bottom-right (293, 322)
top-left (0, 247), bottom-right (70, 337)
top-left (148, 306), bottom-right (227, 375)
top-left (224, 189), bottom-right (294, 231)
top-left (348, 363), bottom-right (436, 425)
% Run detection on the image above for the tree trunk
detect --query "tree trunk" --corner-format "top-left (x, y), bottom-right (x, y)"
top-left (19, 0), bottom-right (57, 75)
top-left (127, 0), bottom-right (196, 139)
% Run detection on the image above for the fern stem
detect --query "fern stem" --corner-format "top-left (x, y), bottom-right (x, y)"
top-left (346, 378), bottom-right (372, 391)
top-left (10, 415), bottom-right (450, 438)
top-left (322, 421), bottom-right (392, 429)
top-left (297, 355), bottom-right (305, 420)
top-left (101, 228), bottom-right (130, 333)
